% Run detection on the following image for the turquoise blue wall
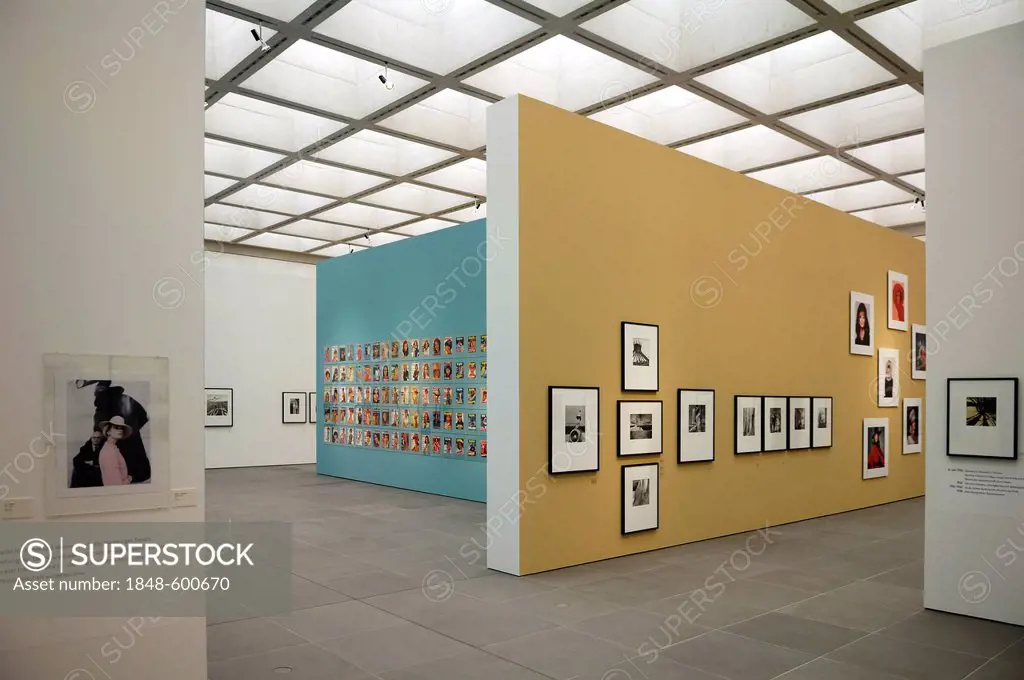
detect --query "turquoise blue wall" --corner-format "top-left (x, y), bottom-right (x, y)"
top-left (316, 220), bottom-right (487, 502)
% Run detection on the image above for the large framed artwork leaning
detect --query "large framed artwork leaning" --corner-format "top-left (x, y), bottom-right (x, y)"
top-left (549, 386), bottom-right (600, 474)
top-left (282, 391), bottom-right (308, 424)
top-left (621, 462), bottom-right (659, 535)
top-left (205, 387), bottom-right (233, 428)
top-left (947, 378), bottom-right (1019, 460)
top-left (788, 396), bottom-right (811, 450)
top-left (863, 417), bottom-right (890, 479)
top-left (763, 396), bottom-right (788, 453)
top-left (678, 389), bottom-right (714, 463)
top-left (734, 395), bottom-right (762, 454)
top-left (850, 291), bottom-right (874, 356)
top-left (811, 397), bottom-right (833, 449)
top-left (621, 322), bottom-right (659, 392)
top-left (617, 400), bottom-right (663, 457)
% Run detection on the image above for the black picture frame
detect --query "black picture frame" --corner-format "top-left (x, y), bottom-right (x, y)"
top-left (282, 391), bottom-right (307, 424)
top-left (621, 462), bottom-right (659, 535)
top-left (811, 396), bottom-right (834, 449)
top-left (946, 378), bottom-right (1019, 460)
top-left (762, 396), bottom-right (789, 453)
top-left (548, 385), bottom-right (601, 475)
top-left (204, 387), bottom-right (233, 428)
top-left (621, 321), bottom-right (659, 392)
top-left (677, 388), bottom-right (715, 464)
top-left (787, 396), bottom-right (812, 451)
top-left (617, 400), bottom-right (664, 457)
top-left (308, 392), bottom-right (317, 424)
top-left (734, 395), bottom-right (763, 455)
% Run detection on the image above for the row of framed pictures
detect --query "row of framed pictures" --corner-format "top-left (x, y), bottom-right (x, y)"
top-left (323, 360), bottom-right (486, 384)
top-left (323, 335), bottom-right (486, 363)
top-left (205, 389), bottom-right (320, 427)
top-left (734, 396), bottom-right (833, 454)
top-left (323, 385), bottom-right (488, 407)
top-left (322, 426), bottom-right (487, 458)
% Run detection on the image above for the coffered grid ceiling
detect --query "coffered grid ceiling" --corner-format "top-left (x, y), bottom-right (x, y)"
top-left (204, 0), bottom-right (927, 261)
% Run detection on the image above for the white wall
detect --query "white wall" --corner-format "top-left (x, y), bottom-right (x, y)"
top-left (205, 253), bottom-right (317, 468)
top-left (0, 0), bottom-right (206, 676)
top-left (924, 21), bottom-right (1024, 626)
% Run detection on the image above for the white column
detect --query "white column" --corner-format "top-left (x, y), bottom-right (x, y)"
top-left (0, 0), bottom-right (207, 675)
top-left (923, 20), bottom-right (1024, 625)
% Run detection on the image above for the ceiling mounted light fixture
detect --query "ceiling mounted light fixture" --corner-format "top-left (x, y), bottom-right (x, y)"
top-left (249, 24), bottom-right (270, 52)
top-left (378, 62), bottom-right (396, 91)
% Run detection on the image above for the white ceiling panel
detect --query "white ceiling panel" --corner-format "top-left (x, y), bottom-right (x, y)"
top-left (241, 232), bottom-right (328, 252)
top-left (847, 133), bottom-right (925, 174)
top-left (226, 0), bottom-right (314, 21)
top-left (262, 160), bottom-right (387, 197)
top-left (746, 156), bottom-right (873, 194)
top-left (314, 0), bottom-right (538, 75)
top-left (204, 223), bottom-right (253, 242)
top-left (900, 171), bottom-right (926, 191)
top-left (805, 180), bottom-right (914, 212)
top-left (583, 0), bottom-right (816, 72)
top-left (205, 93), bottom-right (345, 152)
top-left (316, 203), bottom-right (414, 229)
top-left (857, 2), bottom-right (924, 70)
top-left (782, 86), bottom-right (925, 147)
top-left (274, 219), bottom-right (367, 241)
top-left (525, 0), bottom-right (593, 15)
top-left (206, 10), bottom-right (277, 79)
top-left (361, 184), bottom-right (468, 214)
top-left (312, 243), bottom-right (368, 258)
top-left (393, 218), bottom-right (460, 237)
top-left (416, 159), bottom-right (487, 196)
top-left (221, 184), bottom-right (335, 214)
top-left (823, 0), bottom-right (878, 11)
top-left (589, 86), bottom-right (745, 145)
top-left (464, 35), bottom-right (658, 112)
top-left (924, 0), bottom-right (1023, 50)
top-left (315, 129), bottom-right (455, 176)
top-left (679, 126), bottom-right (817, 171)
top-left (378, 89), bottom-right (490, 150)
top-left (205, 174), bottom-right (237, 198)
top-left (360, 231), bottom-right (409, 248)
top-left (852, 203), bottom-right (921, 227)
top-left (440, 203), bottom-right (486, 222)
top-left (696, 32), bottom-right (893, 113)
top-left (242, 40), bottom-right (427, 118)
top-left (204, 138), bottom-right (284, 178)
top-left (205, 203), bottom-right (288, 230)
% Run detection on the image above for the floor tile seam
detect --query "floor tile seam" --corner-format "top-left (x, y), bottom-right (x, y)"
top-left (206, 635), bottom-right (310, 666)
top-left (979, 631), bottom-right (1024, 663)
top-left (613, 651), bottom-right (736, 680)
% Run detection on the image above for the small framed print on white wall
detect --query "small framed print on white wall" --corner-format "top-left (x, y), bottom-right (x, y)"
top-left (282, 392), bottom-right (308, 424)
top-left (947, 378), bottom-right (1019, 460)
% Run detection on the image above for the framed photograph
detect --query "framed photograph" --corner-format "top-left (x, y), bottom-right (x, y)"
top-left (811, 397), bottom-right (833, 449)
top-left (763, 396), bottom-right (788, 453)
top-left (205, 388), bottom-right (233, 428)
top-left (903, 398), bottom-right (922, 454)
top-left (282, 392), bottom-right (308, 424)
top-left (912, 324), bottom-right (927, 380)
top-left (878, 348), bottom-right (900, 407)
top-left (788, 396), bottom-right (812, 450)
top-left (44, 354), bottom-right (170, 517)
top-left (887, 270), bottom-right (908, 331)
top-left (734, 395), bottom-right (762, 454)
top-left (850, 291), bottom-right (874, 356)
top-left (621, 322), bottom-right (659, 392)
top-left (621, 462), bottom-right (659, 535)
top-left (863, 418), bottom-right (890, 479)
top-left (617, 400), bottom-right (663, 457)
top-left (947, 378), bottom-right (1019, 460)
top-left (308, 392), bottom-right (317, 424)
top-left (549, 386), bottom-right (600, 474)
top-left (678, 389), bottom-right (714, 464)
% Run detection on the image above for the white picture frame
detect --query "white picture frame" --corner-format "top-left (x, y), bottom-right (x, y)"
top-left (621, 322), bottom-right (659, 392)
top-left (617, 400), bottom-right (663, 457)
top-left (850, 291), bottom-right (875, 356)
top-left (621, 462), bottom-right (659, 535)
top-left (678, 389), bottom-right (715, 463)
top-left (549, 386), bottom-right (600, 474)
top-left (763, 396), bottom-right (788, 453)
top-left (947, 378), bottom-right (1019, 460)
top-left (903, 398), bottom-right (922, 454)
top-left (811, 397), bottom-right (833, 449)
top-left (863, 417), bottom-right (890, 479)
top-left (788, 396), bottom-right (812, 450)
top-left (878, 348), bottom-right (900, 407)
top-left (887, 270), bottom-right (909, 331)
top-left (205, 388), bottom-right (233, 428)
top-left (734, 396), bottom-right (762, 455)
top-left (912, 324), bottom-right (927, 380)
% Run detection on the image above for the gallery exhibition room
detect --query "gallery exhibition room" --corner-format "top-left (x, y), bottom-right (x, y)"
top-left (2, 0), bottom-right (1024, 679)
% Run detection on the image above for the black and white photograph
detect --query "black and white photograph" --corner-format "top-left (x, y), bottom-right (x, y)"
top-left (308, 392), bottom-right (317, 424)
top-left (878, 348), bottom-right (900, 407)
top-left (912, 324), bottom-right (927, 380)
top-left (948, 378), bottom-right (1018, 459)
top-left (789, 397), bottom-right (812, 450)
top-left (621, 322), bottom-right (659, 391)
top-left (65, 380), bottom-right (152, 490)
top-left (549, 386), bottom-right (600, 474)
top-left (850, 291), bottom-right (875, 356)
top-left (763, 397), bottom-right (788, 452)
top-left (734, 395), bottom-right (763, 454)
top-left (282, 391), bottom-right (308, 424)
top-left (205, 387), bottom-right (233, 428)
top-left (618, 400), bottom-right (663, 457)
top-left (679, 389), bottom-right (715, 463)
top-left (622, 462), bottom-right (659, 534)
top-left (811, 397), bottom-right (833, 449)
top-left (863, 417), bottom-right (890, 479)
top-left (903, 397), bottom-right (922, 454)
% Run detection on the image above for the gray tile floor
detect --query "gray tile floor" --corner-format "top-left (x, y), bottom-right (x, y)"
top-left (206, 465), bottom-right (1023, 680)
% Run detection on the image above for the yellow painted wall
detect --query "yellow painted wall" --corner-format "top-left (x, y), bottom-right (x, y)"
top-left (515, 96), bottom-right (926, 575)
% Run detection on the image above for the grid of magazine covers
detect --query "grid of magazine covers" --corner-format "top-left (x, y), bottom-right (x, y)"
top-left (321, 334), bottom-right (487, 460)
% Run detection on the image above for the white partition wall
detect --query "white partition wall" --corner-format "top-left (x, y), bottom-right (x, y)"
top-left (0, 0), bottom-right (207, 676)
top-left (924, 21), bottom-right (1024, 626)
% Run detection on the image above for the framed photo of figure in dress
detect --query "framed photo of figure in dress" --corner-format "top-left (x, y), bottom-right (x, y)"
top-left (734, 395), bottom-right (762, 455)
top-left (878, 348), bottom-right (900, 407)
top-left (763, 397), bottom-right (788, 453)
top-left (282, 392), bottom-right (308, 424)
top-left (678, 389), bottom-right (714, 463)
top-left (903, 398), bottom-right (922, 454)
top-left (788, 396), bottom-right (811, 450)
top-left (811, 397), bottom-right (833, 449)
top-left (947, 378), bottom-right (1018, 460)
top-left (850, 292), bottom-right (874, 356)
top-left (863, 418), bottom-right (890, 479)
top-left (617, 400), bottom-right (663, 457)
top-left (549, 386), bottom-right (600, 474)
top-left (912, 324), bottom-right (927, 380)
top-left (888, 271), bottom-right (908, 331)
top-left (621, 462), bottom-right (659, 535)
top-left (205, 388), bottom-right (233, 428)
top-left (621, 322), bottom-right (659, 392)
